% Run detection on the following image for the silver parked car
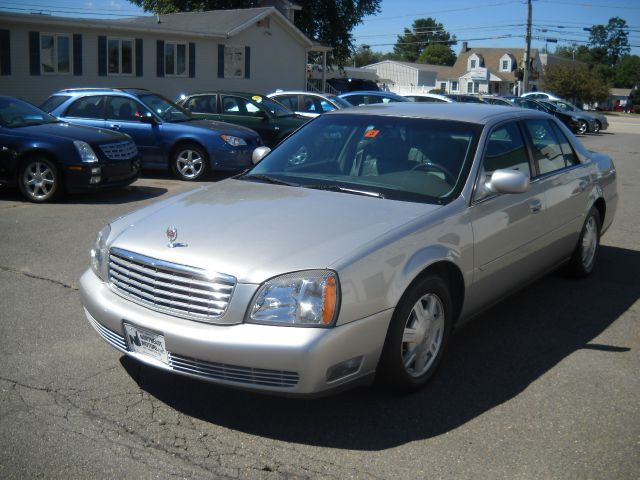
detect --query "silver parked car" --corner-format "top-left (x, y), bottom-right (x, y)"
top-left (80, 104), bottom-right (617, 396)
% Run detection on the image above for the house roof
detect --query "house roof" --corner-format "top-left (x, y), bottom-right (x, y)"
top-left (439, 47), bottom-right (539, 82)
top-left (364, 60), bottom-right (451, 73)
top-left (0, 7), bottom-right (315, 46)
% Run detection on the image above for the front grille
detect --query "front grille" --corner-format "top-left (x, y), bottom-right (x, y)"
top-left (108, 248), bottom-right (236, 322)
top-left (86, 312), bottom-right (127, 351)
top-left (169, 353), bottom-right (299, 388)
top-left (100, 141), bottom-right (138, 160)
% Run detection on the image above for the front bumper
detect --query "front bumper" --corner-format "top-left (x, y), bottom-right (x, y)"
top-left (79, 270), bottom-right (392, 395)
top-left (65, 158), bottom-right (141, 193)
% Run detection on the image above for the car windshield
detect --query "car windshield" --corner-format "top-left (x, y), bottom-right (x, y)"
top-left (244, 114), bottom-right (480, 204)
top-left (137, 93), bottom-right (192, 122)
top-left (331, 96), bottom-right (354, 109)
top-left (0, 98), bottom-right (58, 128)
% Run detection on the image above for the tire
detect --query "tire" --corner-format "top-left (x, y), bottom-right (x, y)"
top-left (594, 121), bottom-right (601, 133)
top-left (376, 275), bottom-right (452, 393)
top-left (18, 157), bottom-right (61, 203)
top-left (567, 206), bottom-right (601, 278)
top-left (171, 144), bottom-right (208, 181)
top-left (577, 120), bottom-right (588, 135)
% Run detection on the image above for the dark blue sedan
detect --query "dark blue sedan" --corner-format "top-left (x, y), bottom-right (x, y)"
top-left (42, 88), bottom-right (263, 181)
top-left (0, 96), bottom-right (140, 202)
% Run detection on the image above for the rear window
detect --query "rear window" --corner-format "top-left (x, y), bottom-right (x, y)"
top-left (40, 95), bottom-right (70, 113)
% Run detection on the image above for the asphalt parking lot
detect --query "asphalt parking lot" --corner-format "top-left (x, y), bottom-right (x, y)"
top-left (1, 114), bottom-right (639, 479)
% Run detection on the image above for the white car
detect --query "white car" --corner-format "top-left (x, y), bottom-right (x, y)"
top-left (267, 91), bottom-right (352, 118)
top-left (521, 92), bottom-right (562, 101)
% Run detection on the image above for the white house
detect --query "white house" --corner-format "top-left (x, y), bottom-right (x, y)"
top-left (362, 60), bottom-right (450, 94)
top-left (437, 43), bottom-right (542, 96)
top-left (0, 7), bottom-right (329, 104)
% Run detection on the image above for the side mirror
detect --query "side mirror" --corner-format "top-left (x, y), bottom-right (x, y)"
top-left (487, 169), bottom-right (529, 194)
top-left (139, 114), bottom-right (158, 125)
top-left (252, 146), bottom-right (271, 165)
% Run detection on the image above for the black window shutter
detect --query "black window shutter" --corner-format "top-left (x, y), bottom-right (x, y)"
top-left (188, 42), bottom-right (195, 78)
top-left (29, 31), bottom-right (40, 76)
top-left (244, 46), bottom-right (250, 79)
top-left (97, 35), bottom-right (106, 76)
top-left (156, 40), bottom-right (164, 77)
top-left (73, 34), bottom-right (82, 76)
top-left (135, 38), bottom-right (143, 77)
top-left (0, 29), bottom-right (10, 75)
top-left (217, 44), bottom-right (224, 78)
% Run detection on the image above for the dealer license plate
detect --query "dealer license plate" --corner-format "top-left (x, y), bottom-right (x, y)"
top-left (123, 323), bottom-right (168, 364)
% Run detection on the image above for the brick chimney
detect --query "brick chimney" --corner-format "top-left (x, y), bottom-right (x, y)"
top-left (461, 42), bottom-right (468, 53)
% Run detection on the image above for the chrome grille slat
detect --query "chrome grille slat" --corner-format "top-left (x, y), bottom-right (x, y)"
top-left (99, 141), bottom-right (138, 160)
top-left (109, 262), bottom-right (231, 301)
top-left (169, 354), bottom-right (299, 388)
top-left (86, 314), bottom-right (127, 351)
top-left (110, 255), bottom-right (234, 292)
top-left (108, 248), bottom-right (235, 322)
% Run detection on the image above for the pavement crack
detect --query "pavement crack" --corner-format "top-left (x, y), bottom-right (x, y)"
top-left (0, 265), bottom-right (78, 290)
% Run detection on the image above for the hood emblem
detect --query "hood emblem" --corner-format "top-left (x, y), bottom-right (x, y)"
top-left (166, 226), bottom-right (188, 248)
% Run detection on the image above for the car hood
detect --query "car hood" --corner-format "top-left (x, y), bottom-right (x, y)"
top-left (177, 119), bottom-right (260, 139)
top-left (109, 179), bottom-right (440, 284)
top-left (18, 122), bottom-right (128, 143)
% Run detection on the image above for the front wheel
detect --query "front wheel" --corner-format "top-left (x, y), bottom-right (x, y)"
top-left (594, 121), bottom-right (601, 133)
top-left (567, 206), bottom-right (600, 278)
top-left (18, 157), bottom-right (61, 203)
top-left (577, 120), bottom-right (588, 135)
top-left (171, 144), bottom-right (208, 181)
top-left (376, 275), bottom-right (452, 393)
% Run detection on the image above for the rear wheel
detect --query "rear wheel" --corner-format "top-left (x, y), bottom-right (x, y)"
top-left (577, 120), bottom-right (588, 135)
top-left (376, 275), bottom-right (452, 393)
top-left (567, 206), bottom-right (600, 277)
top-left (171, 144), bottom-right (208, 181)
top-left (18, 157), bottom-right (61, 203)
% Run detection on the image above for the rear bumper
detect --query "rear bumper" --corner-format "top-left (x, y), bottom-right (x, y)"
top-left (79, 269), bottom-right (392, 396)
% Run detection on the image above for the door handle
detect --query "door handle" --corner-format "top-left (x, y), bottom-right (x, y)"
top-left (108, 124), bottom-right (121, 130)
top-left (530, 199), bottom-right (542, 214)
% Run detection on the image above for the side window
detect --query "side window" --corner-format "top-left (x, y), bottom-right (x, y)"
top-left (221, 96), bottom-right (261, 116)
top-left (482, 122), bottom-right (531, 176)
top-left (185, 95), bottom-right (216, 114)
top-left (348, 95), bottom-right (364, 106)
top-left (107, 96), bottom-right (149, 121)
top-left (65, 96), bottom-right (105, 119)
top-left (524, 119), bottom-right (568, 175)
top-left (550, 121), bottom-right (580, 168)
top-left (318, 98), bottom-right (337, 112)
top-left (277, 95), bottom-right (298, 112)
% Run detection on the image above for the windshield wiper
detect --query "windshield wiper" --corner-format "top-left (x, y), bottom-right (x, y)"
top-left (305, 184), bottom-right (384, 198)
top-left (238, 174), bottom-right (300, 186)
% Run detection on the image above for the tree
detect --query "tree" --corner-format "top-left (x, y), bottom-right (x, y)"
top-left (554, 44), bottom-right (592, 63)
top-left (393, 18), bottom-right (455, 62)
top-left (543, 63), bottom-right (609, 104)
top-left (588, 16), bottom-right (630, 66)
top-left (128, 0), bottom-right (381, 65)
top-left (614, 55), bottom-right (640, 88)
top-left (350, 46), bottom-right (381, 67)
top-left (418, 43), bottom-right (456, 66)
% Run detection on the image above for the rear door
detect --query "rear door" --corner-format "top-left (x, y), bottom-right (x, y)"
top-left (59, 95), bottom-right (106, 129)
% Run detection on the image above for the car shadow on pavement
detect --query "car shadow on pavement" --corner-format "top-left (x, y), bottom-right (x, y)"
top-left (121, 244), bottom-right (639, 451)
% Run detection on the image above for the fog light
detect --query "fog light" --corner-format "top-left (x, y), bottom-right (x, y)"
top-left (91, 167), bottom-right (102, 174)
top-left (90, 176), bottom-right (101, 184)
top-left (326, 356), bottom-right (363, 383)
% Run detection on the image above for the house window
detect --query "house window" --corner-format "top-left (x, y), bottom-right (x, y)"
top-left (470, 59), bottom-right (476, 69)
top-left (451, 81), bottom-right (459, 91)
top-left (467, 82), bottom-right (473, 93)
top-left (474, 82), bottom-right (480, 94)
top-left (164, 42), bottom-right (187, 76)
top-left (40, 33), bottom-right (71, 74)
top-left (440, 82), bottom-right (446, 91)
top-left (224, 46), bottom-right (244, 78)
top-left (108, 38), bottom-right (133, 75)
top-left (502, 60), bottom-right (509, 71)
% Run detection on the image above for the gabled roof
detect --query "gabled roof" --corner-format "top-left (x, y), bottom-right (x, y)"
top-left (0, 7), bottom-right (314, 47)
top-left (364, 60), bottom-right (451, 73)
top-left (440, 47), bottom-right (539, 82)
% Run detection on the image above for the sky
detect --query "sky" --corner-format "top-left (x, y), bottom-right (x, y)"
top-left (0, 0), bottom-right (638, 56)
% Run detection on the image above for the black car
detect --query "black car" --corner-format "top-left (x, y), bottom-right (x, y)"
top-left (445, 94), bottom-right (488, 104)
top-left (0, 96), bottom-right (140, 202)
top-left (508, 98), bottom-right (580, 134)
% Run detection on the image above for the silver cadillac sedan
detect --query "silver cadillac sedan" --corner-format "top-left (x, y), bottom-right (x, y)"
top-left (80, 103), bottom-right (617, 396)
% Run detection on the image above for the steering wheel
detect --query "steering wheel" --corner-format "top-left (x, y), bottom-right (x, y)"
top-left (412, 162), bottom-right (455, 184)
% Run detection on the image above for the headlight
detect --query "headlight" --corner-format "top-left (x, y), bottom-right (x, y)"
top-left (221, 134), bottom-right (247, 147)
top-left (248, 270), bottom-right (339, 327)
top-left (90, 224), bottom-right (111, 281)
top-left (73, 140), bottom-right (98, 163)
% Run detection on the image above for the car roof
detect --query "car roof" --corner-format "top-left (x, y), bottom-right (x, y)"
top-left (184, 91), bottom-right (271, 99)
top-left (268, 91), bottom-right (336, 98)
top-left (340, 91), bottom-right (401, 96)
top-left (322, 102), bottom-right (551, 124)
top-left (52, 88), bottom-right (151, 96)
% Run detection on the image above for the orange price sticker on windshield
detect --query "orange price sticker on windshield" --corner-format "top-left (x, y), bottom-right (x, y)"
top-left (364, 129), bottom-right (380, 138)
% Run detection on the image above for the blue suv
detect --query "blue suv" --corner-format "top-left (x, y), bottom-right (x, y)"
top-left (42, 88), bottom-right (262, 181)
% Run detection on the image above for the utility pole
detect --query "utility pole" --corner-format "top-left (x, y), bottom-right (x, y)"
top-left (523, 0), bottom-right (532, 93)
